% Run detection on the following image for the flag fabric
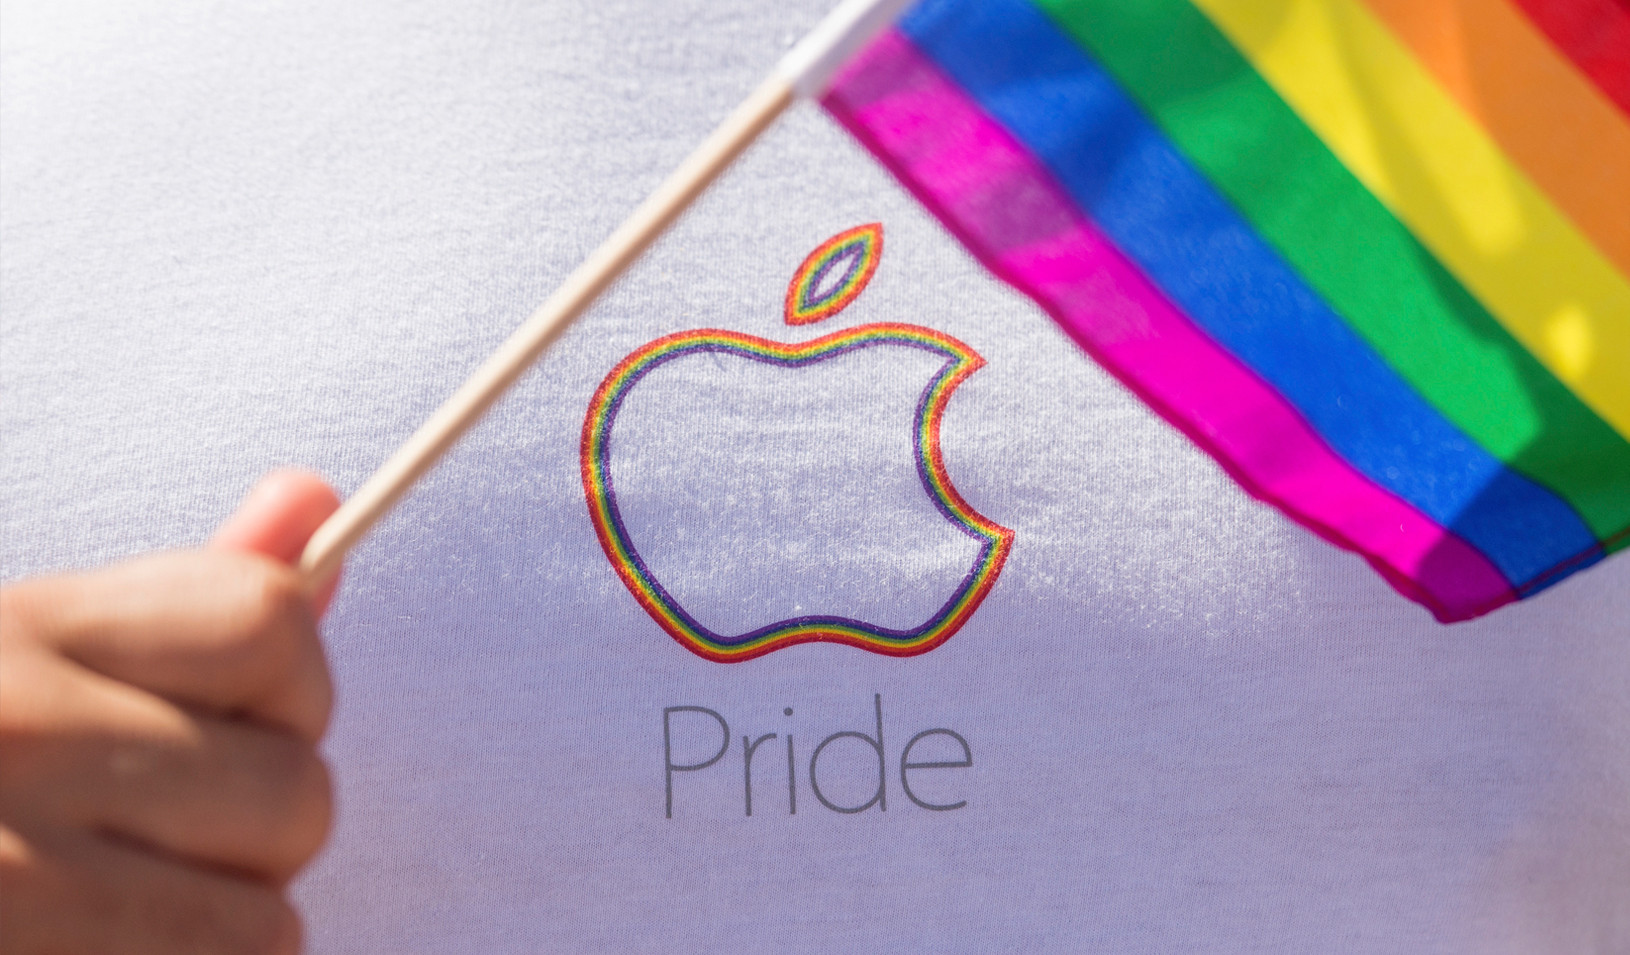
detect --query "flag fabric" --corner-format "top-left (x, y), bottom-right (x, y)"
top-left (822, 0), bottom-right (1630, 623)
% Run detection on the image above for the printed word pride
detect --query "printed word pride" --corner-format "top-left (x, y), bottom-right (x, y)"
top-left (663, 695), bottom-right (971, 818)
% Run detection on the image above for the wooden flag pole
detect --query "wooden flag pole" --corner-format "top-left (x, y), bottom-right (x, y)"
top-left (297, 77), bottom-right (792, 586)
top-left (297, 0), bottom-right (915, 586)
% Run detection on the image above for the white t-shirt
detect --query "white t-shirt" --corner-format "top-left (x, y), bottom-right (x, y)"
top-left (3, 1), bottom-right (1626, 951)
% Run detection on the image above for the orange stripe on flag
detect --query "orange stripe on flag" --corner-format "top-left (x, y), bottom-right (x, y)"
top-left (1359, 0), bottom-right (1630, 278)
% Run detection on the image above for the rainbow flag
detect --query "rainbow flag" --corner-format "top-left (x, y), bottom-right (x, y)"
top-left (822, 0), bottom-right (1630, 622)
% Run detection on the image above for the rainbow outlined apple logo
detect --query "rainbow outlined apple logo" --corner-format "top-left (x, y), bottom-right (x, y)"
top-left (580, 224), bottom-right (1013, 663)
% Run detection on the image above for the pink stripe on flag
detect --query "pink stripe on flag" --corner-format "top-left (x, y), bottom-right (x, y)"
top-left (823, 30), bottom-right (1515, 621)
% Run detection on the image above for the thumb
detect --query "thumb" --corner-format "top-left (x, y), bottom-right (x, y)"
top-left (211, 470), bottom-right (343, 613)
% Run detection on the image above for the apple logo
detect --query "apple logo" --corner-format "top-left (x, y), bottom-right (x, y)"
top-left (581, 223), bottom-right (1013, 662)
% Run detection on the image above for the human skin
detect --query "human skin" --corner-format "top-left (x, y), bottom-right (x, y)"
top-left (0, 471), bottom-right (342, 955)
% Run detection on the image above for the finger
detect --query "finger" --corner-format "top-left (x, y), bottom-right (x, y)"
top-left (1, 654), bottom-right (330, 883)
top-left (211, 469), bottom-right (343, 614)
top-left (12, 552), bottom-right (332, 742)
top-left (0, 825), bottom-right (300, 955)
top-left (211, 470), bottom-right (341, 564)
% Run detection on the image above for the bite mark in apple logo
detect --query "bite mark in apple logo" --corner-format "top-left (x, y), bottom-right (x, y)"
top-left (580, 224), bottom-right (1013, 662)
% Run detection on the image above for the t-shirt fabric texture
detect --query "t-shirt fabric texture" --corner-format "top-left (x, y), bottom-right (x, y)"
top-left (2, 1), bottom-right (1626, 952)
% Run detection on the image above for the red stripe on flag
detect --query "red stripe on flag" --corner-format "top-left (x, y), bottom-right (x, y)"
top-left (1510, 0), bottom-right (1630, 115)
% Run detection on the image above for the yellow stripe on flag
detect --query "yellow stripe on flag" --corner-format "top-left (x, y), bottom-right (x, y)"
top-left (1188, 0), bottom-right (1630, 441)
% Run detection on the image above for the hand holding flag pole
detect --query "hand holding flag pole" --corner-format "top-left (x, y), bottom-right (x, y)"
top-left (297, 0), bottom-right (916, 586)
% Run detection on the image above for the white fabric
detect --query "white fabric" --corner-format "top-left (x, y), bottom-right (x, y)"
top-left (3, 1), bottom-right (1626, 952)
